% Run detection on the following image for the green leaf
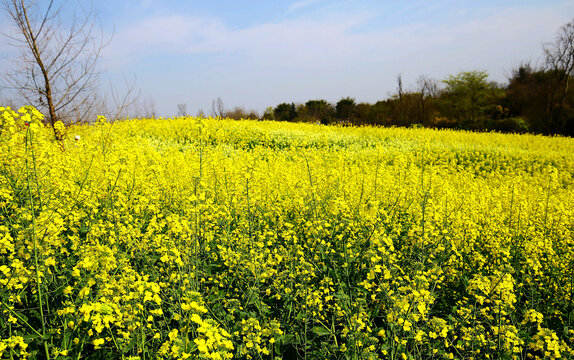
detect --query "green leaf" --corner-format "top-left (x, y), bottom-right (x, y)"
top-left (121, 335), bottom-right (138, 354)
top-left (277, 334), bottom-right (295, 346)
top-left (312, 326), bottom-right (331, 336)
top-left (23, 334), bottom-right (41, 341)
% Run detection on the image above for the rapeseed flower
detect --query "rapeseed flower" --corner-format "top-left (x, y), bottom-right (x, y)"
top-left (0, 106), bottom-right (573, 359)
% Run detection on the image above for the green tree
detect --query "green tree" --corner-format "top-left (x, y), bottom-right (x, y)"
top-left (440, 70), bottom-right (503, 129)
top-left (274, 103), bottom-right (297, 121)
top-left (354, 102), bottom-right (374, 125)
top-left (335, 97), bottom-right (356, 123)
top-left (262, 106), bottom-right (275, 120)
top-left (304, 99), bottom-right (334, 124)
top-left (505, 64), bottom-right (547, 133)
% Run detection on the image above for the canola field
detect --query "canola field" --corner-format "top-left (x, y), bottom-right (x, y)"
top-left (1, 106), bottom-right (574, 360)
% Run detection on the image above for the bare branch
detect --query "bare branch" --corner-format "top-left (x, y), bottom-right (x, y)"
top-left (2, 0), bottom-right (107, 129)
top-left (542, 19), bottom-right (574, 133)
top-left (211, 97), bottom-right (225, 117)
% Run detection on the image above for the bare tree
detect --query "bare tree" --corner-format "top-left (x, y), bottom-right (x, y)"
top-left (396, 74), bottom-right (404, 101)
top-left (99, 74), bottom-right (140, 121)
top-left (543, 19), bottom-right (574, 133)
top-left (142, 96), bottom-right (156, 118)
top-left (394, 74), bottom-right (406, 125)
top-left (177, 103), bottom-right (187, 117)
top-left (211, 96), bottom-right (225, 117)
top-left (224, 106), bottom-right (260, 120)
top-left (415, 75), bottom-right (439, 125)
top-left (2, 0), bottom-right (105, 129)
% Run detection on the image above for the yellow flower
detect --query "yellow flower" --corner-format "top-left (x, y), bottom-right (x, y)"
top-left (92, 338), bottom-right (105, 346)
top-left (190, 313), bottom-right (203, 325)
top-left (195, 338), bottom-right (208, 353)
top-left (414, 330), bottom-right (425, 342)
top-left (168, 329), bottom-right (178, 341)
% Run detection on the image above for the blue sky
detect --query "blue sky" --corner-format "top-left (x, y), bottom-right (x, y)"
top-left (2, 0), bottom-right (574, 116)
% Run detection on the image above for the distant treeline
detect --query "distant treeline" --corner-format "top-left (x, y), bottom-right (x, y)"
top-left (250, 66), bottom-right (571, 136)
top-left (220, 20), bottom-right (574, 137)
top-left (219, 65), bottom-right (573, 137)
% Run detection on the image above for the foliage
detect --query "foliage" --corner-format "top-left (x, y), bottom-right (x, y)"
top-left (335, 97), bottom-right (356, 123)
top-left (505, 64), bottom-right (574, 136)
top-left (439, 71), bottom-right (504, 129)
top-left (302, 100), bottom-right (334, 124)
top-left (273, 103), bottom-right (297, 122)
top-left (1, 106), bottom-right (574, 359)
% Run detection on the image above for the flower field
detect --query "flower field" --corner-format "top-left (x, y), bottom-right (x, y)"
top-left (1, 106), bottom-right (574, 359)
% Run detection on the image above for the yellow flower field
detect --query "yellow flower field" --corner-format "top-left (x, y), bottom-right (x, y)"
top-left (1, 106), bottom-right (573, 359)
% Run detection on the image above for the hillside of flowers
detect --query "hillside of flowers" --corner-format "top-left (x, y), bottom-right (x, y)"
top-left (1, 106), bottom-right (573, 359)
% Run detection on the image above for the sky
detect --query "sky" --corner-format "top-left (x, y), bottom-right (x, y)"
top-left (1, 0), bottom-right (574, 117)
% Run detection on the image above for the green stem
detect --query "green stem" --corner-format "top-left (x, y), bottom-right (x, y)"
top-left (0, 300), bottom-right (43, 337)
top-left (141, 324), bottom-right (146, 360)
top-left (25, 128), bottom-right (50, 359)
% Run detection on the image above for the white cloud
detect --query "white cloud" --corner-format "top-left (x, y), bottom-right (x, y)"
top-left (103, 10), bottom-right (378, 70)
top-left (105, 3), bottom-right (566, 69)
top-left (101, 14), bottom-right (227, 68)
